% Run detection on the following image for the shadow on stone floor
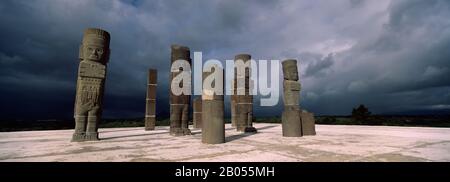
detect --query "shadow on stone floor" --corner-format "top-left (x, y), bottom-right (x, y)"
top-left (225, 125), bottom-right (278, 142)
top-left (100, 125), bottom-right (278, 139)
top-left (225, 132), bottom-right (257, 142)
top-left (190, 127), bottom-right (237, 135)
top-left (101, 131), bottom-right (170, 140)
top-left (255, 125), bottom-right (279, 131)
top-left (100, 127), bottom-right (146, 134)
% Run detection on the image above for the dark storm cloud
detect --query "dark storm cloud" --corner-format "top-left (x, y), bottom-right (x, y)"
top-left (302, 53), bottom-right (334, 78)
top-left (0, 0), bottom-right (275, 119)
top-left (302, 0), bottom-right (450, 114)
top-left (0, 0), bottom-right (449, 119)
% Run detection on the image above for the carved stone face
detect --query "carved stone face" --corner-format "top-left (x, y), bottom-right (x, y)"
top-left (285, 66), bottom-right (298, 81)
top-left (83, 44), bottom-right (105, 62)
top-left (82, 36), bottom-right (107, 62)
top-left (282, 59), bottom-right (299, 81)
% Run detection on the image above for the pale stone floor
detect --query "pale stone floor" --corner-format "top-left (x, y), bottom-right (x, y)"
top-left (1, 123), bottom-right (450, 162)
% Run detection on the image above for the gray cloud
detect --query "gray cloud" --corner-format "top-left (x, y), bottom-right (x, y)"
top-left (302, 53), bottom-right (334, 78)
top-left (0, 0), bottom-right (449, 119)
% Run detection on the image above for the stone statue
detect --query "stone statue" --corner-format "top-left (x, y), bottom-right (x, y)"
top-left (233, 54), bottom-right (257, 133)
top-left (72, 28), bottom-right (111, 142)
top-left (145, 69), bottom-right (157, 131)
top-left (169, 45), bottom-right (191, 136)
top-left (281, 59), bottom-right (316, 137)
top-left (281, 59), bottom-right (302, 137)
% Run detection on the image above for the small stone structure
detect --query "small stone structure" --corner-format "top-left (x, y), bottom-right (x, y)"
top-left (301, 110), bottom-right (316, 135)
top-left (281, 59), bottom-right (316, 137)
top-left (145, 69), bottom-right (157, 130)
top-left (169, 45), bottom-right (191, 136)
top-left (72, 28), bottom-right (111, 142)
top-left (201, 65), bottom-right (225, 144)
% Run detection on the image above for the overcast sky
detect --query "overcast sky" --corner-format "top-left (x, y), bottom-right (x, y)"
top-left (1, 0), bottom-right (449, 119)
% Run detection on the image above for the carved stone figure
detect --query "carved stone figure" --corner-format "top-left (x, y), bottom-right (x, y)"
top-left (281, 59), bottom-right (316, 137)
top-left (169, 45), bottom-right (191, 136)
top-left (72, 28), bottom-right (111, 142)
top-left (202, 65), bottom-right (225, 144)
top-left (281, 59), bottom-right (302, 137)
top-left (145, 69), bottom-right (157, 131)
top-left (193, 97), bottom-right (202, 129)
top-left (233, 54), bottom-right (257, 133)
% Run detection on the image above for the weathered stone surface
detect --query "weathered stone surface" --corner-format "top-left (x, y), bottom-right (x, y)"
top-left (145, 117), bottom-right (156, 131)
top-left (282, 110), bottom-right (302, 137)
top-left (169, 104), bottom-right (190, 136)
top-left (169, 45), bottom-right (191, 136)
top-left (301, 110), bottom-right (316, 135)
top-left (281, 59), bottom-right (312, 137)
top-left (4, 124), bottom-right (450, 162)
top-left (235, 103), bottom-right (254, 132)
top-left (282, 59), bottom-right (299, 81)
top-left (283, 80), bottom-right (300, 107)
top-left (193, 97), bottom-right (202, 129)
top-left (233, 54), bottom-right (256, 133)
top-left (72, 28), bottom-right (111, 142)
top-left (145, 69), bottom-right (157, 131)
top-left (202, 100), bottom-right (225, 144)
top-left (231, 97), bottom-right (237, 127)
top-left (202, 66), bottom-right (225, 144)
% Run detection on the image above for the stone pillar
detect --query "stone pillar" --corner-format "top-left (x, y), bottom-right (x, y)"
top-left (234, 54), bottom-right (257, 133)
top-left (145, 69), bottom-right (157, 131)
top-left (231, 66), bottom-right (237, 127)
top-left (281, 59), bottom-right (302, 137)
top-left (193, 97), bottom-right (202, 129)
top-left (281, 59), bottom-right (316, 137)
top-left (202, 65), bottom-right (225, 144)
top-left (72, 28), bottom-right (111, 142)
top-left (169, 45), bottom-right (191, 136)
top-left (231, 96), bottom-right (237, 127)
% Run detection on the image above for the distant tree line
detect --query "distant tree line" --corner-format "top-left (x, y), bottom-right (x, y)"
top-left (316, 104), bottom-right (450, 127)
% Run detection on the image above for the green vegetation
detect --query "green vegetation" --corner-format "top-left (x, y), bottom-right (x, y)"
top-left (254, 115), bottom-right (450, 127)
top-left (352, 104), bottom-right (371, 121)
top-left (254, 117), bottom-right (281, 123)
top-left (316, 115), bottom-right (450, 127)
top-left (0, 118), bottom-right (171, 132)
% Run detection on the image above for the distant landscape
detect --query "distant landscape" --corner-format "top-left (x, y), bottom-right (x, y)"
top-left (1, 115), bottom-right (449, 132)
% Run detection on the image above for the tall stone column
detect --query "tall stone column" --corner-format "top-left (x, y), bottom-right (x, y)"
top-left (72, 28), bottom-right (111, 142)
top-left (193, 97), bottom-right (202, 129)
top-left (202, 65), bottom-right (225, 144)
top-left (281, 59), bottom-right (302, 137)
top-left (234, 54), bottom-right (257, 133)
top-left (145, 69), bottom-right (157, 131)
top-left (231, 67), bottom-right (237, 127)
top-left (281, 59), bottom-right (316, 137)
top-left (170, 45), bottom-right (191, 136)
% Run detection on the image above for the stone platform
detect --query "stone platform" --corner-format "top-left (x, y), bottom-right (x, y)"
top-left (1, 123), bottom-right (449, 162)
